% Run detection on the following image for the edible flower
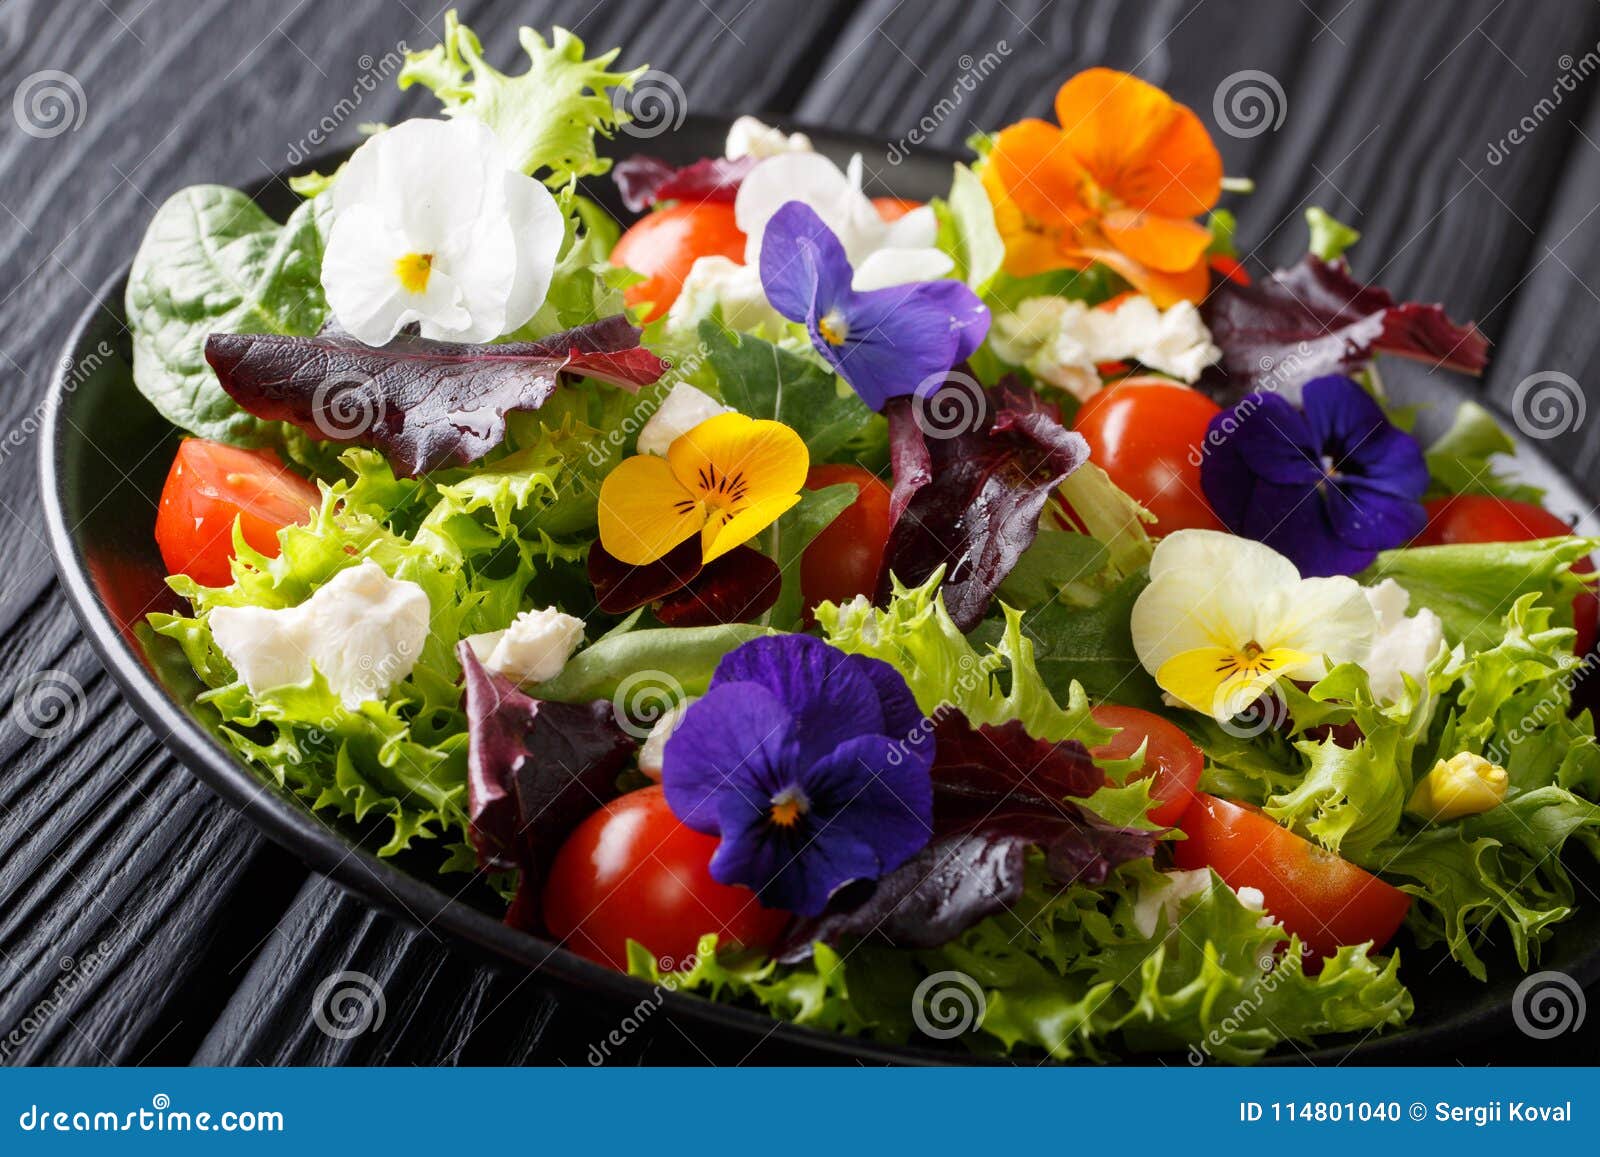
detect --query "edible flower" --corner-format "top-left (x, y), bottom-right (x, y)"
top-left (759, 202), bottom-right (990, 410)
top-left (1130, 530), bottom-right (1378, 721)
top-left (983, 68), bottom-right (1222, 305)
top-left (597, 412), bottom-right (807, 565)
top-left (1407, 752), bottom-right (1509, 821)
top-left (321, 118), bottom-right (564, 346)
top-left (1199, 374), bottom-right (1429, 577)
top-left (661, 635), bottom-right (934, 916)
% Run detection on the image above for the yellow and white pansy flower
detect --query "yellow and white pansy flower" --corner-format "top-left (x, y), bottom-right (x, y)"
top-left (597, 412), bottom-right (808, 566)
top-left (1130, 530), bottom-right (1378, 721)
top-left (321, 118), bottom-right (563, 346)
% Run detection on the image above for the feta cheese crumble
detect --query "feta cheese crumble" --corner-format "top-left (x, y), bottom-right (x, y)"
top-left (637, 696), bottom-right (696, 781)
top-left (1131, 868), bottom-right (1274, 938)
top-left (637, 384), bottom-right (734, 456)
top-left (1361, 578), bottom-right (1446, 703)
top-left (989, 294), bottom-right (1222, 401)
top-left (210, 562), bottom-right (431, 709)
top-left (463, 607), bottom-right (585, 686)
top-left (724, 115), bottom-right (813, 161)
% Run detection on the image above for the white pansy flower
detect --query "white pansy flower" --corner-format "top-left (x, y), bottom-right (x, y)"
top-left (724, 115), bottom-right (813, 160)
top-left (989, 295), bottom-right (1221, 402)
top-left (321, 118), bottom-right (564, 346)
top-left (1361, 579), bottom-right (1446, 704)
top-left (1130, 530), bottom-right (1378, 721)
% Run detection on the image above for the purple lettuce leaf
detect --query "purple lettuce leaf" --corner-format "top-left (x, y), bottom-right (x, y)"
top-left (612, 154), bottom-right (757, 212)
top-left (876, 377), bottom-right (1088, 631)
top-left (586, 539), bottom-right (781, 627)
top-left (1199, 255), bottom-right (1489, 402)
top-left (777, 711), bottom-right (1159, 959)
top-left (206, 316), bottom-right (666, 476)
top-left (459, 643), bottom-right (637, 923)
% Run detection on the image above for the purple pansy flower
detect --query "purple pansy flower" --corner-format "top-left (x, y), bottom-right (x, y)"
top-left (661, 634), bottom-right (935, 916)
top-left (758, 201), bottom-right (990, 411)
top-left (1200, 374), bottom-right (1428, 576)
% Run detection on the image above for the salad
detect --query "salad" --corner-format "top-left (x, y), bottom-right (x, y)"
top-left (126, 12), bottom-right (1600, 1063)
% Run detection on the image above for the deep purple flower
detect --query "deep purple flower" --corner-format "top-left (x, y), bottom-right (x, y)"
top-left (1200, 374), bottom-right (1428, 576)
top-left (661, 634), bottom-right (934, 916)
top-left (758, 201), bottom-right (989, 411)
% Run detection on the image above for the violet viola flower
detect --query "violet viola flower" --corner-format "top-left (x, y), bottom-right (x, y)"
top-left (1199, 374), bottom-right (1428, 576)
top-left (660, 634), bottom-right (934, 916)
top-left (758, 201), bottom-right (990, 410)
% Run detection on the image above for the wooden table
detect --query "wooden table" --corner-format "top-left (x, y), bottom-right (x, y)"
top-left (3, 0), bottom-right (1599, 1064)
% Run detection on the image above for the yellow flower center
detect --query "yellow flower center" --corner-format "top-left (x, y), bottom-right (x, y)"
top-left (768, 788), bottom-right (809, 828)
top-left (817, 309), bottom-right (849, 346)
top-left (1213, 641), bottom-right (1278, 680)
top-left (394, 252), bottom-right (434, 294)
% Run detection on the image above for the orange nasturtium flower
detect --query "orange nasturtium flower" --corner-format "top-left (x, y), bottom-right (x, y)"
top-left (598, 413), bottom-right (809, 566)
top-left (983, 68), bottom-right (1223, 306)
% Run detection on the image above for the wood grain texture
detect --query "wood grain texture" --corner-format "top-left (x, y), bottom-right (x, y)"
top-left (3, 0), bottom-right (1600, 1066)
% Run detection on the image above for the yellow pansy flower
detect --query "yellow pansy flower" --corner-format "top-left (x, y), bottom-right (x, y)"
top-left (598, 413), bottom-right (808, 566)
top-left (1130, 530), bottom-right (1378, 721)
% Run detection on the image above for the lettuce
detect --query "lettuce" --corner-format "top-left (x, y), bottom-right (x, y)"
top-left (399, 10), bottom-right (644, 187)
top-left (1422, 401), bottom-right (1544, 504)
top-left (932, 162), bottom-right (1004, 292)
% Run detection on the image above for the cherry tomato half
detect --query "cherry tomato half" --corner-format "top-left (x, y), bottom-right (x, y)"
top-left (155, 439), bottom-right (320, 588)
top-left (1071, 379), bottom-right (1224, 533)
top-left (1089, 705), bottom-right (1203, 827)
top-left (610, 202), bottom-right (747, 322)
top-left (871, 196), bottom-right (922, 222)
top-left (1172, 793), bottom-right (1411, 959)
top-left (542, 785), bottom-right (790, 972)
top-left (1414, 495), bottom-right (1596, 655)
top-left (800, 464), bottom-right (893, 617)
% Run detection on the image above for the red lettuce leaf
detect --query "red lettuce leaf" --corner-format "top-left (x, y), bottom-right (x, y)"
top-left (1199, 255), bottom-right (1489, 402)
top-left (206, 316), bottom-right (666, 477)
top-left (459, 643), bottom-right (636, 926)
top-left (876, 377), bottom-right (1088, 631)
top-left (778, 712), bottom-right (1158, 958)
top-left (587, 539), bottom-right (780, 626)
top-left (612, 154), bottom-right (756, 212)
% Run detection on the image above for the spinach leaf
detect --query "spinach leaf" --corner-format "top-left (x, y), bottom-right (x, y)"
top-left (766, 483), bottom-right (857, 630)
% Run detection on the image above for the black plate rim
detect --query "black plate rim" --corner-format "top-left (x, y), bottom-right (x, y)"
top-left (37, 112), bottom-right (1600, 1066)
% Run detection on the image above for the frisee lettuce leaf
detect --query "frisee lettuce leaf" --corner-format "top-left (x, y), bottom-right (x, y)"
top-left (399, 10), bottom-right (644, 187)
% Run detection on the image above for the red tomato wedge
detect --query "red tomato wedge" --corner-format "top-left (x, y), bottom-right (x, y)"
top-left (800, 463), bottom-right (892, 618)
top-left (1414, 494), bottom-right (1597, 654)
top-left (1070, 378), bottom-right (1224, 534)
top-left (871, 196), bottom-right (922, 222)
top-left (542, 786), bottom-right (789, 972)
top-left (1089, 705), bottom-right (1203, 826)
top-left (155, 439), bottom-right (320, 588)
top-left (611, 202), bottom-right (747, 322)
top-left (1172, 793), bottom-right (1411, 959)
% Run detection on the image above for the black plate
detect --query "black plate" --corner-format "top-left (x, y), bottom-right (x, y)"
top-left (40, 114), bottom-right (1600, 1064)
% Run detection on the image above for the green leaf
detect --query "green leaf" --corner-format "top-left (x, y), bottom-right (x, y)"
top-left (399, 10), bottom-right (645, 187)
top-left (766, 483), bottom-right (857, 630)
top-left (1423, 400), bottom-right (1545, 504)
top-left (1019, 571), bottom-right (1163, 710)
top-left (1306, 206), bottom-right (1360, 260)
top-left (126, 186), bottom-right (332, 445)
top-left (935, 162), bottom-right (1004, 291)
top-left (531, 624), bottom-right (774, 703)
top-left (1053, 463), bottom-right (1155, 578)
top-left (995, 527), bottom-right (1108, 609)
top-left (1206, 208), bottom-right (1238, 258)
top-left (699, 320), bottom-right (874, 459)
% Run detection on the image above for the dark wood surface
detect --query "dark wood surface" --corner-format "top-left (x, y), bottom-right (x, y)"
top-left (3, 0), bottom-right (1599, 1065)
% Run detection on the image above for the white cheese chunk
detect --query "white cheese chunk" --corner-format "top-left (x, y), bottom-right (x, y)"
top-left (724, 115), bottom-right (813, 160)
top-left (636, 383), bottom-right (734, 457)
top-left (665, 255), bottom-right (784, 337)
top-left (464, 607), bottom-right (585, 686)
top-left (1131, 869), bottom-right (1276, 939)
top-left (637, 697), bottom-right (696, 782)
top-left (1362, 578), bottom-right (1446, 704)
top-left (210, 562), bottom-right (431, 709)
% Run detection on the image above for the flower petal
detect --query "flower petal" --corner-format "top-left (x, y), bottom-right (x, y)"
top-left (1257, 574), bottom-right (1378, 670)
top-left (804, 733), bottom-right (934, 870)
top-left (758, 201), bottom-right (848, 322)
top-left (737, 151), bottom-right (880, 268)
top-left (1065, 243), bottom-right (1210, 307)
top-left (501, 169), bottom-right (564, 333)
top-left (597, 453), bottom-right (704, 565)
top-left (661, 682), bottom-right (798, 833)
top-left (820, 281), bottom-right (987, 409)
top-left (851, 246), bottom-right (956, 291)
top-left (1155, 645), bottom-right (1309, 720)
top-left (988, 118), bottom-right (1096, 230)
top-left (1101, 208), bottom-right (1214, 273)
top-left (702, 492), bottom-right (802, 563)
